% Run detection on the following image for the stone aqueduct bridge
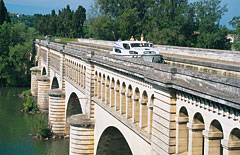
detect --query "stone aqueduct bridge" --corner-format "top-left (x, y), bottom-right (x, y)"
top-left (31, 39), bottom-right (240, 155)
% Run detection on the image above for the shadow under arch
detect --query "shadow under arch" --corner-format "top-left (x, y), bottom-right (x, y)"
top-left (42, 67), bottom-right (47, 75)
top-left (66, 92), bottom-right (82, 119)
top-left (96, 126), bottom-right (133, 155)
top-left (51, 77), bottom-right (59, 89)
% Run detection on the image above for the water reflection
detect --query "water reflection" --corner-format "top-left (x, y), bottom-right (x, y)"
top-left (0, 88), bottom-right (69, 155)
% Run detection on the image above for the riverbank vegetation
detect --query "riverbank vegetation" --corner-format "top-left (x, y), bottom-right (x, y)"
top-left (0, 0), bottom-right (38, 87)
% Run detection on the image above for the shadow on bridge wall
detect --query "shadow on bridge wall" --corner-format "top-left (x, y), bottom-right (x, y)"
top-left (51, 77), bottom-right (59, 89)
top-left (66, 92), bottom-right (82, 119)
top-left (96, 126), bottom-right (133, 155)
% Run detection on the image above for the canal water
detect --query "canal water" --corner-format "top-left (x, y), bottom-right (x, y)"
top-left (0, 88), bottom-right (69, 155)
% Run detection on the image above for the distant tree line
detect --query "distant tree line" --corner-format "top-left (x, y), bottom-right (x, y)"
top-left (0, 0), bottom-right (38, 87)
top-left (34, 5), bottom-right (86, 38)
top-left (87, 0), bottom-right (238, 50)
top-left (9, 13), bottom-right (36, 27)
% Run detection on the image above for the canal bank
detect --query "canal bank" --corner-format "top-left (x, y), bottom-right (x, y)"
top-left (0, 88), bottom-right (69, 155)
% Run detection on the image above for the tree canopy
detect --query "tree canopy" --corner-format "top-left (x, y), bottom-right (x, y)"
top-left (34, 5), bottom-right (86, 38)
top-left (88, 0), bottom-right (231, 50)
top-left (0, 0), bottom-right (10, 25)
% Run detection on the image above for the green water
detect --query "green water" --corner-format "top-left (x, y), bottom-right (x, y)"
top-left (0, 88), bottom-right (69, 155)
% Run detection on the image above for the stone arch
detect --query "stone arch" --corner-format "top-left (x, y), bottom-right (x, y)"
top-left (127, 85), bottom-right (133, 118)
top-left (42, 67), bottom-right (47, 75)
top-left (83, 66), bottom-right (86, 88)
top-left (66, 92), bottom-right (83, 119)
top-left (176, 106), bottom-right (189, 154)
top-left (205, 120), bottom-right (223, 155)
top-left (133, 88), bottom-right (140, 123)
top-left (148, 94), bottom-right (154, 134)
top-left (106, 76), bottom-right (111, 105)
top-left (120, 82), bottom-right (126, 114)
top-left (101, 74), bottom-right (106, 102)
top-left (140, 91), bottom-right (148, 129)
top-left (94, 71), bottom-right (98, 97)
top-left (226, 128), bottom-right (240, 154)
top-left (116, 80), bottom-right (121, 111)
top-left (189, 112), bottom-right (205, 155)
top-left (110, 78), bottom-right (115, 107)
top-left (96, 126), bottom-right (133, 155)
top-left (51, 77), bottom-right (59, 89)
top-left (229, 128), bottom-right (240, 142)
top-left (98, 73), bottom-right (102, 99)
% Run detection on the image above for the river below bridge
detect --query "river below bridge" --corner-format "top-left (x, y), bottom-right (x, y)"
top-left (0, 88), bottom-right (69, 155)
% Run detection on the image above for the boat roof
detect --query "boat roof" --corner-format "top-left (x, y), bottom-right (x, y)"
top-left (115, 40), bottom-right (152, 44)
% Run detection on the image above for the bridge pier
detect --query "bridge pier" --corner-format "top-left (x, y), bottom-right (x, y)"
top-left (30, 67), bottom-right (41, 96)
top-left (48, 89), bottom-right (66, 135)
top-left (68, 114), bottom-right (94, 155)
top-left (37, 76), bottom-right (50, 112)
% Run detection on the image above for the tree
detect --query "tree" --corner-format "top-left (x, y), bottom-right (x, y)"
top-left (89, 0), bottom-right (155, 40)
top-left (230, 16), bottom-right (240, 51)
top-left (0, 0), bottom-right (10, 25)
top-left (34, 5), bottom-right (86, 38)
top-left (0, 22), bottom-right (38, 87)
top-left (0, 23), bottom-right (11, 86)
top-left (72, 6), bottom-right (86, 38)
top-left (147, 0), bottom-right (189, 46)
top-left (193, 0), bottom-right (230, 49)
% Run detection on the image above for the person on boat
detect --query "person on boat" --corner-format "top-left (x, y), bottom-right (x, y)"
top-left (130, 36), bottom-right (134, 41)
top-left (141, 34), bottom-right (144, 41)
top-left (118, 38), bottom-right (122, 41)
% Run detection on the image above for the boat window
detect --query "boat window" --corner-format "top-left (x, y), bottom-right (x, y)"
top-left (131, 43), bottom-right (141, 47)
top-left (115, 49), bottom-right (121, 53)
top-left (150, 44), bottom-right (153, 47)
top-left (123, 43), bottom-right (130, 49)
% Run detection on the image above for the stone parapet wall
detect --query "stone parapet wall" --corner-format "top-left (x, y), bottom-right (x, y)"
top-left (36, 40), bottom-right (240, 110)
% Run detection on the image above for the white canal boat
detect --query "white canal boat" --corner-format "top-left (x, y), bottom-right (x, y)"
top-left (111, 40), bottom-right (162, 63)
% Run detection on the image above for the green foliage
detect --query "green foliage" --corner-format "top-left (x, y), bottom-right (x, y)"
top-left (22, 89), bottom-right (31, 96)
top-left (9, 13), bottom-right (35, 27)
top-left (88, 0), bottom-right (231, 50)
top-left (38, 128), bottom-right (52, 138)
top-left (230, 16), bottom-right (240, 51)
top-left (23, 96), bottom-right (37, 111)
top-left (34, 5), bottom-right (86, 38)
top-left (0, 0), bottom-right (10, 25)
top-left (0, 22), bottom-right (38, 87)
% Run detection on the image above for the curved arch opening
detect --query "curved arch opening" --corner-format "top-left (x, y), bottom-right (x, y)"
top-left (101, 74), bottom-right (106, 102)
top-left (66, 93), bottom-right (82, 119)
top-left (120, 82), bottom-right (126, 114)
top-left (96, 127), bottom-right (133, 155)
top-left (229, 128), bottom-right (240, 142)
top-left (106, 76), bottom-right (111, 105)
top-left (134, 88), bottom-right (140, 123)
top-left (127, 85), bottom-right (133, 118)
top-left (176, 106), bottom-right (189, 154)
top-left (42, 67), bottom-right (47, 75)
top-left (98, 73), bottom-right (102, 99)
top-left (141, 91), bottom-right (148, 129)
top-left (191, 112), bottom-right (205, 155)
top-left (51, 77), bottom-right (59, 89)
top-left (208, 120), bottom-right (223, 155)
top-left (110, 78), bottom-right (115, 107)
top-left (115, 80), bottom-right (121, 111)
